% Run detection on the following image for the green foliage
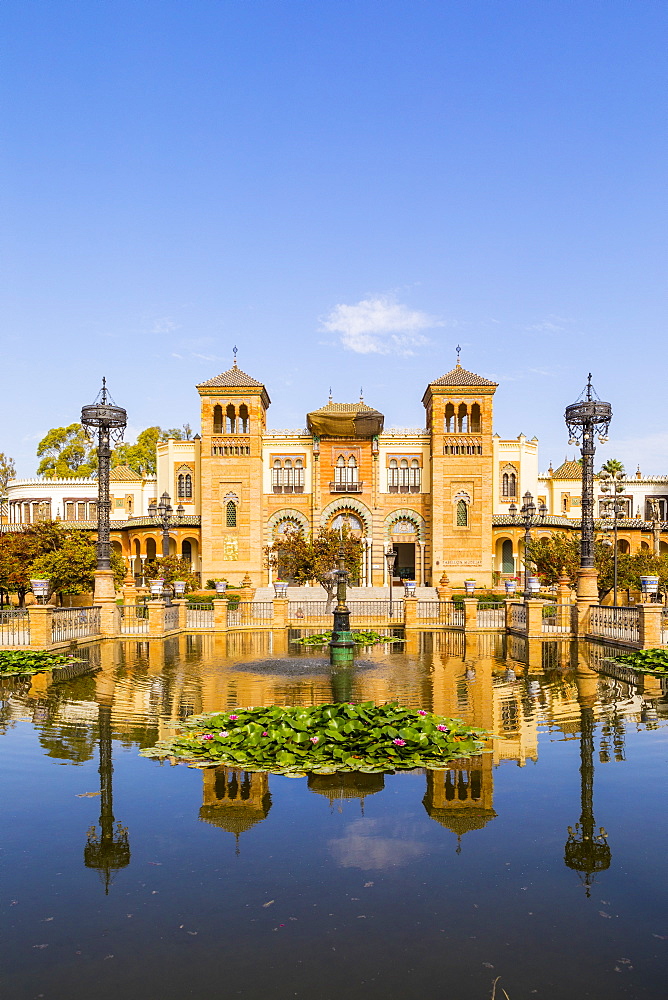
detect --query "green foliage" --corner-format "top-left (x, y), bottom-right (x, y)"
top-left (599, 458), bottom-right (625, 477)
top-left (0, 522), bottom-right (63, 605)
top-left (144, 556), bottom-right (199, 591)
top-left (0, 650), bottom-right (79, 676)
top-left (526, 533), bottom-right (581, 586)
top-left (612, 648), bottom-right (668, 675)
top-left (294, 630), bottom-right (406, 646)
top-left (31, 530), bottom-right (125, 596)
top-left (0, 451), bottom-right (16, 493)
top-left (140, 701), bottom-right (487, 774)
top-left (266, 526), bottom-right (362, 600)
top-left (36, 424), bottom-right (97, 478)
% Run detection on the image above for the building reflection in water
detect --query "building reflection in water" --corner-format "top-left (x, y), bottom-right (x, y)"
top-left (307, 771), bottom-right (384, 813)
top-left (199, 767), bottom-right (272, 853)
top-left (423, 755), bottom-right (496, 852)
top-left (83, 701), bottom-right (131, 893)
top-left (564, 666), bottom-right (611, 896)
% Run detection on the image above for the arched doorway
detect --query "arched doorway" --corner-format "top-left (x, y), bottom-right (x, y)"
top-left (501, 539), bottom-right (514, 574)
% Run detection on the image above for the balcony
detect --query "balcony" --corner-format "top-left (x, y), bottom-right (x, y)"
top-left (329, 481), bottom-right (364, 493)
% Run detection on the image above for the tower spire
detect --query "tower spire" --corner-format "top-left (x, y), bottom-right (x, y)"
top-left (233, 345), bottom-right (238, 367)
top-left (456, 344), bottom-right (461, 367)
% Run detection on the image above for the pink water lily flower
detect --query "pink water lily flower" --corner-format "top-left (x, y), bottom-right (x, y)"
top-left (201, 734), bottom-right (214, 741)
top-left (310, 736), bottom-right (319, 744)
top-left (418, 710), bottom-right (427, 716)
top-left (220, 731), bottom-right (229, 738)
top-left (437, 724), bottom-right (448, 732)
top-left (229, 714), bottom-right (238, 721)
top-left (262, 731), bottom-right (269, 737)
top-left (393, 738), bottom-right (406, 746)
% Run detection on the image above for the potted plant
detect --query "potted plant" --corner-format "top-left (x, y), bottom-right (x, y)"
top-left (464, 579), bottom-right (476, 596)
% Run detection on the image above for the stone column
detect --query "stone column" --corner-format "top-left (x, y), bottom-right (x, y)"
top-left (638, 604), bottom-right (663, 649)
top-left (504, 599), bottom-right (516, 632)
top-left (272, 598), bottom-right (288, 629)
top-left (147, 601), bottom-right (166, 638)
top-left (462, 598), bottom-right (478, 631)
top-left (97, 601), bottom-right (120, 638)
top-left (174, 599), bottom-right (188, 630)
top-left (212, 599), bottom-right (228, 632)
top-left (93, 568), bottom-right (116, 603)
top-left (27, 605), bottom-right (52, 649)
top-left (404, 592), bottom-right (418, 630)
top-left (526, 600), bottom-right (545, 639)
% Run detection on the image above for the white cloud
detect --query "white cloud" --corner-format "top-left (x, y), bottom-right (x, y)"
top-left (328, 818), bottom-right (428, 870)
top-left (151, 317), bottom-right (179, 334)
top-left (320, 295), bottom-right (442, 355)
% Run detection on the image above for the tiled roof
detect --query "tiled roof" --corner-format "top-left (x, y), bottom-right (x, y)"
top-left (109, 465), bottom-right (143, 482)
top-left (429, 364), bottom-right (498, 387)
top-left (197, 366), bottom-right (266, 389)
top-left (550, 461), bottom-right (583, 480)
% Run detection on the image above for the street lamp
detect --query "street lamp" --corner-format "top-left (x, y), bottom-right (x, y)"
top-left (385, 547), bottom-right (397, 618)
top-left (148, 491), bottom-right (183, 605)
top-left (81, 379), bottom-right (127, 601)
top-left (565, 375), bottom-right (612, 602)
top-left (508, 492), bottom-right (547, 600)
top-left (600, 470), bottom-right (625, 607)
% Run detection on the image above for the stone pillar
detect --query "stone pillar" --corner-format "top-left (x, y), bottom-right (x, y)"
top-left (27, 605), bottom-right (52, 649)
top-left (239, 574), bottom-right (255, 601)
top-left (436, 573), bottom-right (452, 602)
top-left (638, 604), bottom-right (663, 649)
top-left (504, 599), bottom-right (516, 632)
top-left (97, 601), bottom-right (119, 638)
top-left (462, 598), bottom-right (478, 631)
top-left (212, 599), bottom-right (228, 632)
top-left (93, 568), bottom-right (116, 603)
top-left (404, 593), bottom-right (418, 630)
top-left (174, 599), bottom-right (188, 630)
top-left (576, 566), bottom-right (599, 606)
top-left (272, 598), bottom-right (288, 629)
top-left (526, 600), bottom-right (544, 639)
top-left (147, 601), bottom-right (166, 638)
top-left (557, 570), bottom-right (574, 633)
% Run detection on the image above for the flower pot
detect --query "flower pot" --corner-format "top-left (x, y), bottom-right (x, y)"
top-left (464, 581), bottom-right (476, 596)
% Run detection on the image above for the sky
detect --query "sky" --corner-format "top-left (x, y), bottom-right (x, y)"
top-left (1, 0), bottom-right (666, 478)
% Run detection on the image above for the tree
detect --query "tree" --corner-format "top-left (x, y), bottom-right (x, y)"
top-left (0, 451), bottom-right (16, 494)
top-left (266, 527), bottom-right (362, 609)
top-left (526, 533), bottom-right (581, 587)
top-left (112, 426), bottom-right (189, 476)
top-left (599, 458), bottom-right (625, 477)
top-left (36, 424), bottom-right (97, 478)
top-left (30, 531), bottom-right (125, 601)
top-left (0, 522), bottom-right (64, 605)
top-left (143, 556), bottom-right (199, 592)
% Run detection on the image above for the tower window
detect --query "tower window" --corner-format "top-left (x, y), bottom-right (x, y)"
top-left (456, 499), bottom-right (469, 526)
top-left (226, 500), bottom-right (237, 527)
top-left (213, 404), bottom-right (223, 434)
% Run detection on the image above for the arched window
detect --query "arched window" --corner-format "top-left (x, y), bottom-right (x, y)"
top-left (226, 500), bottom-right (237, 527)
top-left (238, 404), bottom-right (249, 434)
top-left (294, 459), bottom-right (304, 492)
top-left (182, 540), bottom-right (192, 564)
top-left (213, 404), bottom-right (223, 434)
top-left (272, 458), bottom-right (305, 494)
top-left (502, 539), bottom-right (514, 573)
top-left (458, 403), bottom-right (468, 432)
top-left (410, 459), bottom-right (421, 492)
top-left (399, 459), bottom-right (410, 492)
top-left (272, 459), bottom-right (282, 493)
top-left (177, 472), bottom-right (193, 499)
top-left (388, 459), bottom-right (399, 492)
top-left (284, 459), bottom-right (294, 492)
top-left (456, 500), bottom-right (468, 526)
top-left (334, 455), bottom-right (358, 489)
top-left (470, 403), bottom-right (481, 433)
top-left (445, 403), bottom-right (455, 433)
top-left (226, 404), bottom-right (236, 433)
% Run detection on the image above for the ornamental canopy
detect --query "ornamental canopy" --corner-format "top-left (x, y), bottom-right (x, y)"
top-left (306, 401), bottom-right (384, 438)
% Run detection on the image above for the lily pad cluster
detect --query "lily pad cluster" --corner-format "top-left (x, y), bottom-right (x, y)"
top-left (293, 630), bottom-right (405, 647)
top-left (612, 648), bottom-right (668, 675)
top-left (0, 650), bottom-right (79, 676)
top-left (140, 701), bottom-right (487, 774)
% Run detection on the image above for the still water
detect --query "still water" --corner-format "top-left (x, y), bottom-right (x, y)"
top-left (1, 631), bottom-right (667, 1000)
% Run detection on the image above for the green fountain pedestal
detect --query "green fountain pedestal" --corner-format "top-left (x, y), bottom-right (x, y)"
top-left (329, 540), bottom-right (355, 668)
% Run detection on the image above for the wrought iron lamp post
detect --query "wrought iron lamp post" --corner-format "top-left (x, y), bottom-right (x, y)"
top-left (385, 547), bottom-right (397, 618)
top-left (147, 492), bottom-right (184, 604)
top-left (600, 470), bottom-right (624, 607)
top-left (84, 702), bottom-right (130, 894)
top-left (81, 380), bottom-right (127, 602)
top-left (508, 492), bottom-right (547, 600)
top-left (565, 375), bottom-right (612, 602)
top-left (564, 701), bottom-right (610, 897)
top-left (329, 539), bottom-right (355, 665)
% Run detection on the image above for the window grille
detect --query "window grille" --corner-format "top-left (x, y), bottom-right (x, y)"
top-left (456, 500), bottom-right (468, 526)
top-left (226, 501), bottom-right (237, 527)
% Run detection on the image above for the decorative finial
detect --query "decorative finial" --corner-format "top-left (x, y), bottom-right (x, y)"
top-left (329, 386), bottom-right (333, 403)
top-left (101, 377), bottom-right (107, 402)
top-left (360, 386), bottom-right (364, 402)
top-left (586, 373), bottom-right (593, 399)
top-left (233, 345), bottom-right (238, 367)
top-left (456, 344), bottom-right (461, 366)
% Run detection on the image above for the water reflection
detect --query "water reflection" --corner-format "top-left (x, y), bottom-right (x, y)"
top-left (83, 701), bottom-right (131, 892)
top-left (199, 767), bottom-right (271, 853)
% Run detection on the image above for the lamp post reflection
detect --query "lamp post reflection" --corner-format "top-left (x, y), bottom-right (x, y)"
top-left (84, 703), bottom-right (130, 893)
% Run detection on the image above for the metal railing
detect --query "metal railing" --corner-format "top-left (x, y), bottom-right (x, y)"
top-left (0, 608), bottom-right (30, 646)
top-left (164, 605), bottom-right (180, 631)
top-left (588, 605), bottom-right (640, 643)
top-left (541, 603), bottom-right (572, 633)
top-left (288, 600), bottom-right (404, 625)
top-left (227, 601), bottom-right (274, 626)
top-left (476, 602), bottom-right (506, 628)
top-left (186, 603), bottom-right (215, 628)
top-left (416, 601), bottom-right (464, 627)
top-left (51, 607), bottom-right (101, 643)
top-left (509, 603), bottom-right (527, 631)
top-left (351, 600), bottom-right (404, 621)
top-left (288, 601), bottom-right (331, 624)
top-left (119, 604), bottom-right (149, 635)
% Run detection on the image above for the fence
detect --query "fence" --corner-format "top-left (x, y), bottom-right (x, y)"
top-left (509, 603), bottom-right (527, 631)
top-left (476, 602), bottom-right (506, 628)
top-left (119, 604), bottom-right (149, 635)
top-left (288, 600), bottom-right (405, 626)
top-left (164, 605), bottom-right (180, 631)
top-left (186, 603), bottom-right (215, 629)
top-left (51, 607), bottom-right (101, 644)
top-left (227, 601), bottom-right (274, 627)
top-left (541, 603), bottom-right (572, 633)
top-left (588, 605), bottom-right (640, 644)
top-left (416, 601), bottom-right (465, 627)
top-left (0, 608), bottom-right (30, 646)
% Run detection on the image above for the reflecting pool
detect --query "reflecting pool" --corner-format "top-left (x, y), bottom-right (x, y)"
top-left (1, 632), bottom-right (667, 1000)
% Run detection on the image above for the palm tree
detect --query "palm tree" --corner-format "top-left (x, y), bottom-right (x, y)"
top-left (599, 458), bottom-right (625, 477)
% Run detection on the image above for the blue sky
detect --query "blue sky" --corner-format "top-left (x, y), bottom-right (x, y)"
top-left (2, 0), bottom-right (666, 477)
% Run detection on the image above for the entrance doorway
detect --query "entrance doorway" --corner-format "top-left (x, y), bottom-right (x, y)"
top-left (392, 542), bottom-right (416, 582)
